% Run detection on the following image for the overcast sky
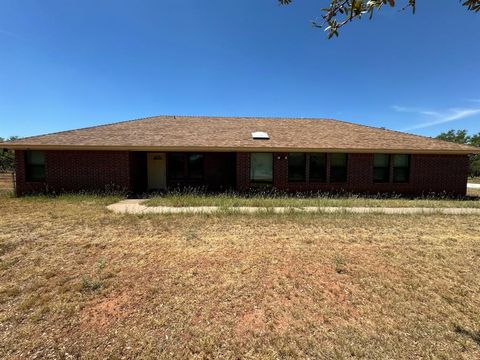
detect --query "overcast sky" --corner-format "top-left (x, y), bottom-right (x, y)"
top-left (0, 0), bottom-right (479, 139)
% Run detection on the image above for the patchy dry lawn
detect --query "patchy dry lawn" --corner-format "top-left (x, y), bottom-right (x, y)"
top-left (0, 194), bottom-right (479, 359)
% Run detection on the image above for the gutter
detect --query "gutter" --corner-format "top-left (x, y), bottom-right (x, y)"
top-left (0, 144), bottom-right (479, 155)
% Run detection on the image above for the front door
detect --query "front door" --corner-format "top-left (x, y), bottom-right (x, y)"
top-left (147, 153), bottom-right (166, 191)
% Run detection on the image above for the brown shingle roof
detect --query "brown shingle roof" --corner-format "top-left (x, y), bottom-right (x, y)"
top-left (2, 115), bottom-right (479, 154)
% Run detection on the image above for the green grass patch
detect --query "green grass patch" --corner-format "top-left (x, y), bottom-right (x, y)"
top-left (0, 190), bottom-right (14, 199)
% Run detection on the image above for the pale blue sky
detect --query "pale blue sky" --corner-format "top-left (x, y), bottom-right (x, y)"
top-left (0, 0), bottom-right (479, 139)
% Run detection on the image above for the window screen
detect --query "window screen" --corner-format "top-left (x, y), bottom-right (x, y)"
top-left (393, 154), bottom-right (410, 183)
top-left (250, 153), bottom-right (273, 182)
top-left (330, 153), bottom-right (347, 183)
top-left (288, 153), bottom-right (306, 182)
top-left (309, 153), bottom-right (327, 182)
top-left (26, 151), bottom-right (45, 182)
top-left (373, 154), bottom-right (390, 183)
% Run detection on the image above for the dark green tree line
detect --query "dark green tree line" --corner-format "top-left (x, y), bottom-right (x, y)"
top-left (436, 130), bottom-right (480, 177)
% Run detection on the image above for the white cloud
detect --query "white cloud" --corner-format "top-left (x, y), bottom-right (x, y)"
top-left (395, 105), bottom-right (480, 131)
top-left (419, 110), bottom-right (441, 117)
top-left (391, 105), bottom-right (440, 117)
top-left (392, 105), bottom-right (421, 113)
top-left (392, 105), bottom-right (410, 112)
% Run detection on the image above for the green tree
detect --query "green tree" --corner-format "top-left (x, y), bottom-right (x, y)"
top-left (470, 133), bottom-right (480, 147)
top-left (279, 0), bottom-right (480, 38)
top-left (436, 129), bottom-right (471, 144)
top-left (0, 136), bottom-right (18, 172)
top-left (469, 133), bottom-right (480, 177)
top-left (436, 130), bottom-right (480, 178)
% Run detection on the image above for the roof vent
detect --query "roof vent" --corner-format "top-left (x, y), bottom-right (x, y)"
top-left (252, 131), bottom-right (269, 140)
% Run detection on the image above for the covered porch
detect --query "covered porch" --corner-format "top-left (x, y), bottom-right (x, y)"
top-left (130, 151), bottom-right (237, 193)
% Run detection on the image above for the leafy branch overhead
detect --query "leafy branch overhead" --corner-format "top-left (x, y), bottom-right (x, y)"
top-left (279, 0), bottom-right (480, 38)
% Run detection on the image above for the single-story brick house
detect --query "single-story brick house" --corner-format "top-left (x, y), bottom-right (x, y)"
top-left (1, 115), bottom-right (479, 196)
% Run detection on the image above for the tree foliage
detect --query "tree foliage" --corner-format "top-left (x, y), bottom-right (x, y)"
top-left (0, 136), bottom-right (18, 172)
top-left (279, 0), bottom-right (480, 38)
top-left (436, 130), bottom-right (480, 178)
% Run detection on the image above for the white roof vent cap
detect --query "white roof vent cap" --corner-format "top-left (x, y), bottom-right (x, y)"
top-left (252, 131), bottom-right (269, 140)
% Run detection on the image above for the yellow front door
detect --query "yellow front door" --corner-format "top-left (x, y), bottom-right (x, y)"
top-left (147, 153), bottom-right (166, 190)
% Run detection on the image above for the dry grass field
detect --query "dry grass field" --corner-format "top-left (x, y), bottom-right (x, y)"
top-left (1, 193), bottom-right (480, 359)
top-left (146, 189), bottom-right (480, 208)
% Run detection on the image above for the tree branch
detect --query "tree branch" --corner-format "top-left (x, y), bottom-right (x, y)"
top-left (279, 0), bottom-right (479, 38)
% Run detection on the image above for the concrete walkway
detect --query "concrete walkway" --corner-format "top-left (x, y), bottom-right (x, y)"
top-left (468, 183), bottom-right (480, 189)
top-left (107, 199), bottom-right (480, 215)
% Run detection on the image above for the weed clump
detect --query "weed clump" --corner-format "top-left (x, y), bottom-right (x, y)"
top-left (81, 258), bottom-right (107, 293)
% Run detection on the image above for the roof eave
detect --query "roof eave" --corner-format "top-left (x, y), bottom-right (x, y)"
top-left (1, 144), bottom-right (479, 155)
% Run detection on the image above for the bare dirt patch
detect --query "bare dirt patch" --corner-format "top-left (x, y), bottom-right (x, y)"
top-left (80, 292), bottom-right (134, 331)
top-left (235, 309), bottom-right (266, 337)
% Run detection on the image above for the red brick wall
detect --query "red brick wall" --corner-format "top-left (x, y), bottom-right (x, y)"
top-left (15, 150), bottom-right (469, 196)
top-left (235, 152), bottom-right (469, 196)
top-left (15, 150), bottom-right (131, 195)
top-left (236, 153), bottom-right (250, 191)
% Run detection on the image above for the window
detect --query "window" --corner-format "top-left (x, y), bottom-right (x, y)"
top-left (168, 153), bottom-right (204, 180)
top-left (250, 153), bottom-right (273, 182)
top-left (373, 154), bottom-right (390, 183)
top-left (168, 153), bottom-right (186, 179)
top-left (309, 153), bottom-right (327, 182)
top-left (26, 150), bottom-right (45, 182)
top-left (188, 154), bottom-right (204, 179)
top-left (393, 154), bottom-right (410, 183)
top-left (288, 153), bottom-right (306, 182)
top-left (330, 153), bottom-right (347, 183)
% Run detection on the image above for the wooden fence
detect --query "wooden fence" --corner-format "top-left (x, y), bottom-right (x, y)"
top-left (0, 172), bottom-right (14, 192)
